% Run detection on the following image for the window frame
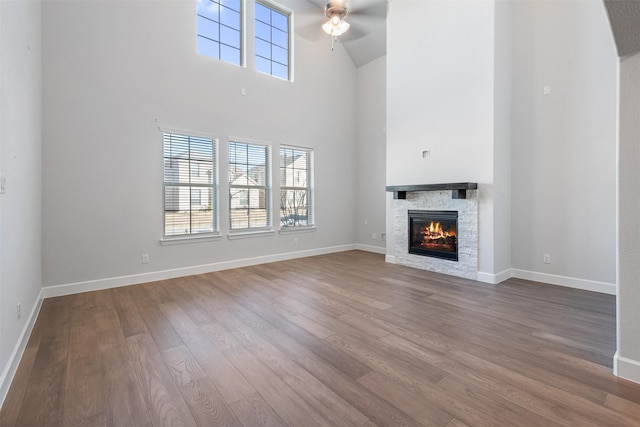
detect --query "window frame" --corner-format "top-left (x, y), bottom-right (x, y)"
top-left (279, 144), bottom-right (314, 230)
top-left (254, 0), bottom-right (294, 81)
top-left (161, 130), bottom-right (220, 242)
top-left (228, 138), bottom-right (273, 234)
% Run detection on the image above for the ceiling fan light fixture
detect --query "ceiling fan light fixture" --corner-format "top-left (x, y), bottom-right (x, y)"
top-left (322, 17), bottom-right (350, 36)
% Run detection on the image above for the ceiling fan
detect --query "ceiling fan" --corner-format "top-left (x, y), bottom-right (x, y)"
top-left (302, 0), bottom-right (388, 43)
top-left (322, 1), bottom-right (351, 36)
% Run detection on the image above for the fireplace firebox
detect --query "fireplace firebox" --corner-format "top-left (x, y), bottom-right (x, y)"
top-left (408, 210), bottom-right (458, 261)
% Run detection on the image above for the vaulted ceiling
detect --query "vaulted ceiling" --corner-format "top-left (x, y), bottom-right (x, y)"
top-left (301, 0), bottom-right (640, 68)
top-left (604, 0), bottom-right (640, 58)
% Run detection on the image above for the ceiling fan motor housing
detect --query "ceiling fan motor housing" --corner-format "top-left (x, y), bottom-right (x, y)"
top-left (325, 1), bottom-right (348, 20)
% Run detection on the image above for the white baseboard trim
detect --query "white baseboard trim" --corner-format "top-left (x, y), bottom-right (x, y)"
top-left (355, 243), bottom-right (386, 255)
top-left (477, 269), bottom-right (512, 284)
top-left (0, 289), bottom-right (43, 410)
top-left (614, 352), bottom-right (640, 384)
top-left (511, 269), bottom-right (616, 295)
top-left (385, 258), bottom-right (615, 295)
top-left (42, 244), bottom-right (358, 299)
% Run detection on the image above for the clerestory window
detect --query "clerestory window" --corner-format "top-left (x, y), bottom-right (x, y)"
top-left (255, 0), bottom-right (291, 80)
top-left (197, 0), bottom-right (242, 66)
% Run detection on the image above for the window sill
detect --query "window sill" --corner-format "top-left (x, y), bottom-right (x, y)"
top-left (160, 233), bottom-right (222, 246)
top-left (227, 230), bottom-right (275, 240)
top-left (279, 226), bottom-right (317, 234)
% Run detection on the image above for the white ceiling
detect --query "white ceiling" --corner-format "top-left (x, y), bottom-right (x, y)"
top-left (338, 13), bottom-right (386, 67)
top-left (300, 0), bottom-right (388, 67)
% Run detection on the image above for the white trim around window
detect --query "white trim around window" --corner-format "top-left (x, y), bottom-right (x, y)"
top-left (279, 144), bottom-right (314, 230)
top-left (255, 0), bottom-right (294, 81)
top-left (161, 129), bottom-right (220, 243)
top-left (228, 138), bottom-right (273, 235)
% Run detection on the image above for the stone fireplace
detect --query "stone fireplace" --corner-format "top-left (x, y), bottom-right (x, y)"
top-left (387, 183), bottom-right (478, 280)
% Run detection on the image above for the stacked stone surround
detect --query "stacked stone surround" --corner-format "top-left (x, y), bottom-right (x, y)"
top-left (389, 190), bottom-right (478, 280)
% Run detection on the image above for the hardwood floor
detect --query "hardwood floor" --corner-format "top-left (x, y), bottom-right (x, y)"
top-left (2, 250), bottom-right (639, 426)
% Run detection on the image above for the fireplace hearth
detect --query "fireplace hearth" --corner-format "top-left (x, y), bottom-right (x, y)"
top-left (408, 210), bottom-right (458, 261)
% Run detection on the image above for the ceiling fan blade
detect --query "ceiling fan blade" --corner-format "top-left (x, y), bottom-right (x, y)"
top-left (337, 23), bottom-right (368, 43)
top-left (349, 1), bottom-right (388, 22)
top-left (297, 1), bottom-right (326, 40)
top-left (305, 0), bottom-right (327, 11)
top-left (298, 0), bottom-right (325, 19)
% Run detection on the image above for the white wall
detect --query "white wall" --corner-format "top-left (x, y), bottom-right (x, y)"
top-left (492, 0), bottom-right (512, 278)
top-left (41, 0), bottom-right (358, 288)
top-left (386, 0), bottom-right (497, 276)
top-left (0, 0), bottom-right (42, 404)
top-left (510, 0), bottom-right (617, 287)
top-left (356, 55), bottom-right (386, 252)
top-left (616, 51), bottom-right (640, 383)
top-left (387, 0), bottom-right (494, 185)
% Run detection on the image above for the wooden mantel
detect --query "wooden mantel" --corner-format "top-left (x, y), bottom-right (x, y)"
top-left (386, 182), bottom-right (478, 200)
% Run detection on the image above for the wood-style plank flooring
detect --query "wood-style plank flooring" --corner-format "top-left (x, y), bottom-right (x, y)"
top-left (2, 250), bottom-right (639, 426)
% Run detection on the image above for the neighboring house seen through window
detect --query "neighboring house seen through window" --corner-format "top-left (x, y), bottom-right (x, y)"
top-left (255, 0), bottom-right (291, 80)
top-left (197, 0), bottom-right (242, 65)
top-left (280, 146), bottom-right (313, 228)
top-left (229, 140), bottom-right (271, 231)
top-left (163, 132), bottom-right (218, 237)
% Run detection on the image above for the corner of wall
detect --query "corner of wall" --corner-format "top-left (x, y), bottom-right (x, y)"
top-left (614, 352), bottom-right (640, 384)
top-left (0, 290), bottom-right (43, 410)
top-left (0, 0), bottom-right (44, 411)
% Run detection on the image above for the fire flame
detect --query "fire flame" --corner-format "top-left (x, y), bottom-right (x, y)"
top-left (422, 221), bottom-right (456, 240)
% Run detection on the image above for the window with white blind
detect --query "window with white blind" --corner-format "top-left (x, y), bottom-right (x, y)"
top-left (229, 140), bottom-right (271, 231)
top-left (197, 0), bottom-right (242, 66)
top-left (255, 0), bottom-right (291, 80)
top-left (163, 132), bottom-right (218, 238)
top-left (280, 146), bottom-right (313, 228)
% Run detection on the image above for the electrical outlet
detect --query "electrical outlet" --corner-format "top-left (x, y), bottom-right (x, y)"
top-left (17, 303), bottom-right (21, 321)
top-left (543, 254), bottom-right (551, 264)
top-left (293, 237), bottom-right (298, 245)
top-left (381, 232), bottom-right (386, 241)
top-left (142, 253), bottom-right (150, 264)
top-left (372, 233), bottom-right (377, 240)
